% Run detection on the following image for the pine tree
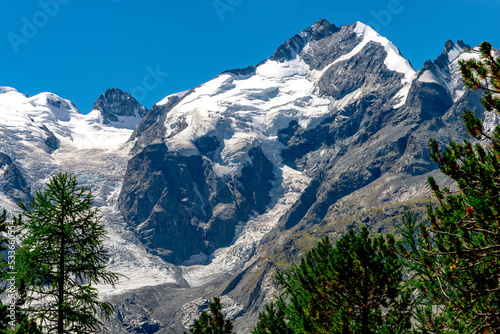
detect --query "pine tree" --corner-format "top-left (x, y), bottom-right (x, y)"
top-left (14, 172), bottom-right (121, 334)
top-left (251, 299), bottom-right (292, 334)
top-left (399, 42), bottom-right (500, 333)
top-left (188, 297), bottom-right (235, 334)
top-left (259, 228), bottom-right (412, 334)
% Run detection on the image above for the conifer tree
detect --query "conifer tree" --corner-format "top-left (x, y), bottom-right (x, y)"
top-left (251, 299), bottom-right (292, 334)
top-left (188, 297), bottom-right (235, 334)
top-left (257, 228), bottom-right (412, 334)
top-left (14, 172), bottom-right (121, 334)
top-left (400, 42), bottom-right (500, 333)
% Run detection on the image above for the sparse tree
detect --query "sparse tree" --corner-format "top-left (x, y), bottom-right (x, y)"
top-left (251, 298), bottom-right (292, 334)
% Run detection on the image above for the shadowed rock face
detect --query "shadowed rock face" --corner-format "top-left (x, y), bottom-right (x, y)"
top-left (92, 88), bottom-right (147, 124)
top-left (0, 153), bottom-right (31, 203)
top-left (119, 143), bottom-right (275, 264)
top-left (39, 124), bottom-right (60, 153)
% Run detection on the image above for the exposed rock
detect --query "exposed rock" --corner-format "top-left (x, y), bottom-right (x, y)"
top-left (92, 88), bottom-right (147, 125)
top-left (119, 143), bottom-right (275, 264)
top-left (0, 153), bottom-right (31, 203)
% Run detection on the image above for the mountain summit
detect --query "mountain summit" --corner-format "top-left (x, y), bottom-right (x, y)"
top-left (118, 19), bottom-right (431, 269)
top-left (92, 88), bottom-right (147, 128)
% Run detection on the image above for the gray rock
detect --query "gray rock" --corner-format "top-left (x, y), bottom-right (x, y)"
top-left (118, 143), bottom-right (275, 264)
top-left (93, 88), bottom-right (147, 125)
top-left (0, 153), bottom-right (31, 203)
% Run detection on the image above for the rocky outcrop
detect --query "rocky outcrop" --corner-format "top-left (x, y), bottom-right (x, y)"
top-left (0, 153), bottom-right (31, 203)
top-left (119, 143), bottom-right (275, 264)
top-left (92, 88), bottom-right (147, 125)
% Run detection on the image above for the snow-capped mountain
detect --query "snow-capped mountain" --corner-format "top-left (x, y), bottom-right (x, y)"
top-left (119, 20), bottom-right (418, 266)
top-left (0, 19), bottom-right (491, 333)
top-left (91, 88), bottom-right (147, 128)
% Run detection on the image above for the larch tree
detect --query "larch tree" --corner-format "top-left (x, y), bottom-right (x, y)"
top-left (14, 172), bottom-right (122, 334)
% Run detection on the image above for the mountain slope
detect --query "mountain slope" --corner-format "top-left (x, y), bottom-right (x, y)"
top-left (119, 20), bottom-right (418, 265)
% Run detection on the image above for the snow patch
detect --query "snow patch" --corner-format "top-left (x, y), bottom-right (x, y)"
top-left (157, 90), bottom-right (190, 106)
top-left (392, 76), bottom-right (415, 109)
top-left (354, 22), bottom-right (415, 84)
top-left (161, 56), bottom-right (332, 177)
top-left (166, 139), bottom-right (200, 157)
top-left (418, 70), bottom-right (439, 84)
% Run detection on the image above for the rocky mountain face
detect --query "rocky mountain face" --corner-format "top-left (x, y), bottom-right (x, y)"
top-left (0, 19), bottom-right (493, 334)
top-left (92, 88), bottom-right (147, 128)
top-left (0, 153), bottom-right (31, 203)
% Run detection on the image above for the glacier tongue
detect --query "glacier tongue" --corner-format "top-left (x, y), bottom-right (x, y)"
top-left (50, 145), bottom-right (180, 297)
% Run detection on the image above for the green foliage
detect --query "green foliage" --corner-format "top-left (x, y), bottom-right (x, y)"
top-left (0, 209), bottom-right (11, 332)
top-left (188, 297), bottom-right (235, 334)
top-left (459, 42), bottom-right (500, 141)
top-left (257, 228), bottom-right (412, 334)
top-left (251, 298), bottom-right (293, 334)
top-left (13, 172), bottom-right (122, 334)
top-left (399, 42), bottom-right (500, 333)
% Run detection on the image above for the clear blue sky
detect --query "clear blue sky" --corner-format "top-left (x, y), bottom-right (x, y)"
top-left (1, 0), bottom-right (499, 113)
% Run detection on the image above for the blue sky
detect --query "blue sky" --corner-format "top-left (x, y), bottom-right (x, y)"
top-left (1, 0), bottom-right (499, 113)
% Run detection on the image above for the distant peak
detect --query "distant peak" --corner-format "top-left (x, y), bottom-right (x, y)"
top-left (93, 88), bottom-right (140, 112)
top-left (444, 39), bottom-right (455, 52)
top-left (101, 88), bottom-right (131, 100)
top-left (307, 18), bottom-right (340, 41)
top-left (444, 39), bottom-right (470, 54)
top-left (0, 86), bottom-right (21, 95)
top-left (311, 18), bottom-right (334, 32)
top-left (92, 88), bottom-right (147, 125)
top-left (434, 39), bottom-right (471, 69)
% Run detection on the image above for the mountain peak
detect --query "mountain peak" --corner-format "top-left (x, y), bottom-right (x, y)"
top-left (0, 86), bottom-right (20, 94)
top-left (309, 18), bottom-right (338, 38)
top-left (269, 19), bottom-right (340, 62)
top-left (434, 39), bottom-right (471, 69)
top-left (92, 88), bottom-right (147, 126)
